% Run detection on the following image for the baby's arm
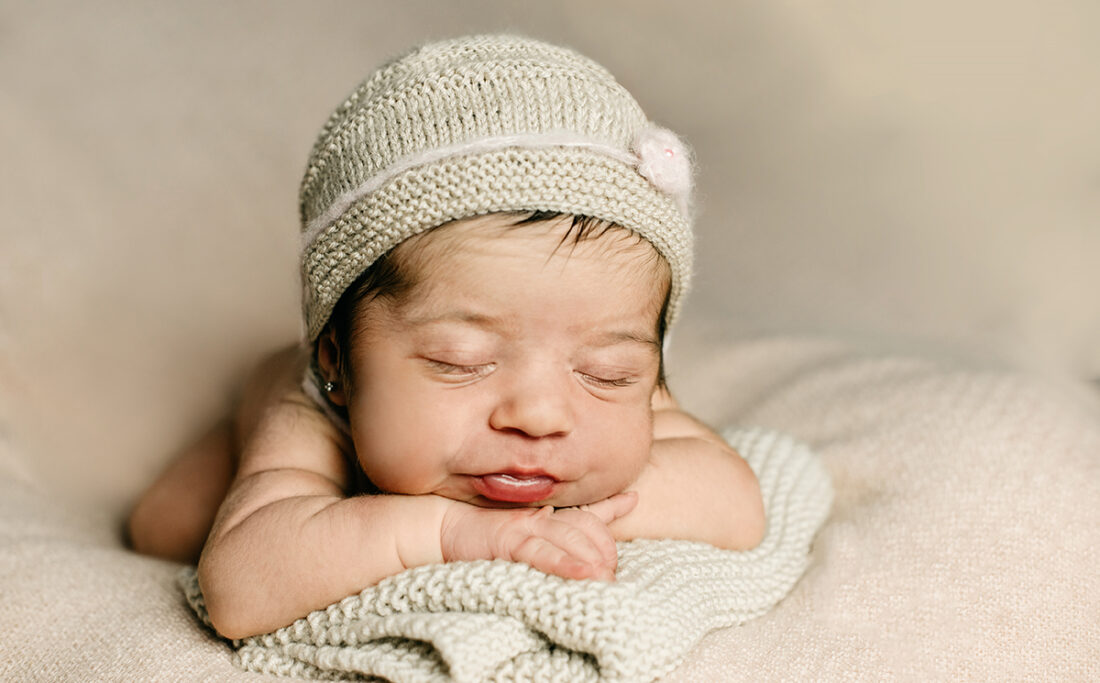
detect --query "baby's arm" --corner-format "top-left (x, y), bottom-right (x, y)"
top-left (608, 387), bottom-right (765, 550)
top-left (199, 352), bottom-right (633, 640)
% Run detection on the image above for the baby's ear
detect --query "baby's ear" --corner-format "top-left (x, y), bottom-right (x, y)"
top-left (315, 327), bottom-right (348, 406)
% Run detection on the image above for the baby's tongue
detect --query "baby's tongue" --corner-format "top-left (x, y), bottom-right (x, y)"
top-left (473, 473), bottom-right (556, 503)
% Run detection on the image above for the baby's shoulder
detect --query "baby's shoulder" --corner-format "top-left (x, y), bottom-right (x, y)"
top-left (233, 345), bottom-right (354, 489)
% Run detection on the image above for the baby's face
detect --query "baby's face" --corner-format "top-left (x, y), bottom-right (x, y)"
top-left (336, 214), bottom-right (669, 508)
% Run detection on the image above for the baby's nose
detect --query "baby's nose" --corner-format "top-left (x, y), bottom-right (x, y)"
top-left (488, 371), bottom-right (575, 438)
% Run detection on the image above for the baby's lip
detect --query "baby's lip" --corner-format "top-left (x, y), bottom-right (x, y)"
top-left (470, 471), bottom-right (559, 504)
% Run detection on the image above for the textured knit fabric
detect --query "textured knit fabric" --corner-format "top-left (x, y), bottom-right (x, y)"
top-left (299, 34), bottom-right (695, 342)
top-left (179, 426), bottom-right (832, 682)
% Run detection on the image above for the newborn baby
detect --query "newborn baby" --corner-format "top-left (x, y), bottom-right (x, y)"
top-left (128, 35), bottom-right (765, 640)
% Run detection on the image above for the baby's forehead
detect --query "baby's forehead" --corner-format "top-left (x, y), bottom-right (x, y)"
top-left (379, 212), bottom-right (671, 318)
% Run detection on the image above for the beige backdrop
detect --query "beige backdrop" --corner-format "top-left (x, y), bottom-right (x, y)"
top-left (2, 0), bottom-right (1098, 520)
top-left (3, 4), bottom-right (1100, 681)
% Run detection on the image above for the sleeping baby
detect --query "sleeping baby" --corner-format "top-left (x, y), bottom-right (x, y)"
top-left (128, 34), bottom-right (765, 640)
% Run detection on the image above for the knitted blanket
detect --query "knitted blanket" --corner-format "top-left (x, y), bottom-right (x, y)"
top-left (180, 427), bottom-right (832, 682)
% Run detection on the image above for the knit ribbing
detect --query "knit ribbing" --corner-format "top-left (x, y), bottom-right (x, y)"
top-left (301, 132), bottom-right (641, 249)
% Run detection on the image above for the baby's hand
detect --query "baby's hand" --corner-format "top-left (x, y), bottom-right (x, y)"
top-left (439, 493), bottom-right (637, 581)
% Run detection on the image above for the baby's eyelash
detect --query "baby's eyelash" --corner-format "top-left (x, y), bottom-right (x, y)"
top-left (426, 360), bottom-right (494, 376)
top-left (579, 372), bottom-right (637, 388)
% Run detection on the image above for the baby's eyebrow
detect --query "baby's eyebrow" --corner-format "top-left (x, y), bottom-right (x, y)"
top-left (586, 329), bottom-right (661, 350)
top-left (400, 310), bottom-right (502, 329)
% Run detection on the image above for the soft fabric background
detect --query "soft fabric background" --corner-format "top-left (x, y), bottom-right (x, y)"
top-left (2, 1), bottom-right (1098, 680)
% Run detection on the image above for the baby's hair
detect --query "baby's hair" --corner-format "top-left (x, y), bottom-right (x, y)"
top-left (322, 211), bottom-right (671, 401)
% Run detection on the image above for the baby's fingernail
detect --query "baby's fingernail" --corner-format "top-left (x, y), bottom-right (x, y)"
top-left (565, 559), bottom-right (592, 577)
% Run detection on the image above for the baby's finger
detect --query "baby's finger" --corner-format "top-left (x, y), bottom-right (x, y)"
top-left (512, 535), bottom-right (602, 581)
top-left (579, 491), bottom-right (638, 524)
top-left (528, 513), bottom-right (609, 569)
top-left (547, 508), bottom-right (619, 567)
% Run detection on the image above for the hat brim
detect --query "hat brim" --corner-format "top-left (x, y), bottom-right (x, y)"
top-left (301, 147), bottom-right (692, 342)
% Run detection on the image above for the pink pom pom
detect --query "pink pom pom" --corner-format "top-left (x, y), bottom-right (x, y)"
top-left (632, 125), bottom-right (693, 209)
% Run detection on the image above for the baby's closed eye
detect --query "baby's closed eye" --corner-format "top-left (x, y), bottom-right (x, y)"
top-left (421, 357), bottom-right (497, 382)
top-left (572, 347), bottom-right (658, 392)
top-left (574, 369), bottom-right (639, 388)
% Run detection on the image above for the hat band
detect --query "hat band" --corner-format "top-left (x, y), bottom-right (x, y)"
top-left (301, 131), bottom-right (648, 253)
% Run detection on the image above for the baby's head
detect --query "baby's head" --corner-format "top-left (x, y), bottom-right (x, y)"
top-left (299, 35), bottom-right (695, 507)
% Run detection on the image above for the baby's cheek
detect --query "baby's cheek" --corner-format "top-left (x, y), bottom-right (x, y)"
top-left (620, 431), bottom-right (654, 484)
top-left (352, 429), bottom-right (427, 494)
top-left (598, 415), bottom-right (654, 489)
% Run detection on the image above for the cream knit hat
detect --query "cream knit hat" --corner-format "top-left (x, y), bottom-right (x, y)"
top-left (299, 34), bottom-right (695, 342)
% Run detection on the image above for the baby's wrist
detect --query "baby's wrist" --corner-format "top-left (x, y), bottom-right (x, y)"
top-left (437, 496), bottom-right (488, 563)
top-left (391, 493), bottom-right (456, 571)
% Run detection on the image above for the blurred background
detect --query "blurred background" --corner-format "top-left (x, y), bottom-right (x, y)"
top-left (2, 0), bottom-right (1098, 520)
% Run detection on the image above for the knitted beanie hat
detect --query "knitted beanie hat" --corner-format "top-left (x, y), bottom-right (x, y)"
top-left (299, 34), bottom-right (695, 342)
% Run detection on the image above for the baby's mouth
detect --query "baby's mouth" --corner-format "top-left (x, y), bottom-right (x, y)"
top-left (471, 473), bottom-right (559, 504)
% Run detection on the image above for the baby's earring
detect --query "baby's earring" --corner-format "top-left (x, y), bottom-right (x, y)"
top-left (323, 380), bottom-right (338, 393)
